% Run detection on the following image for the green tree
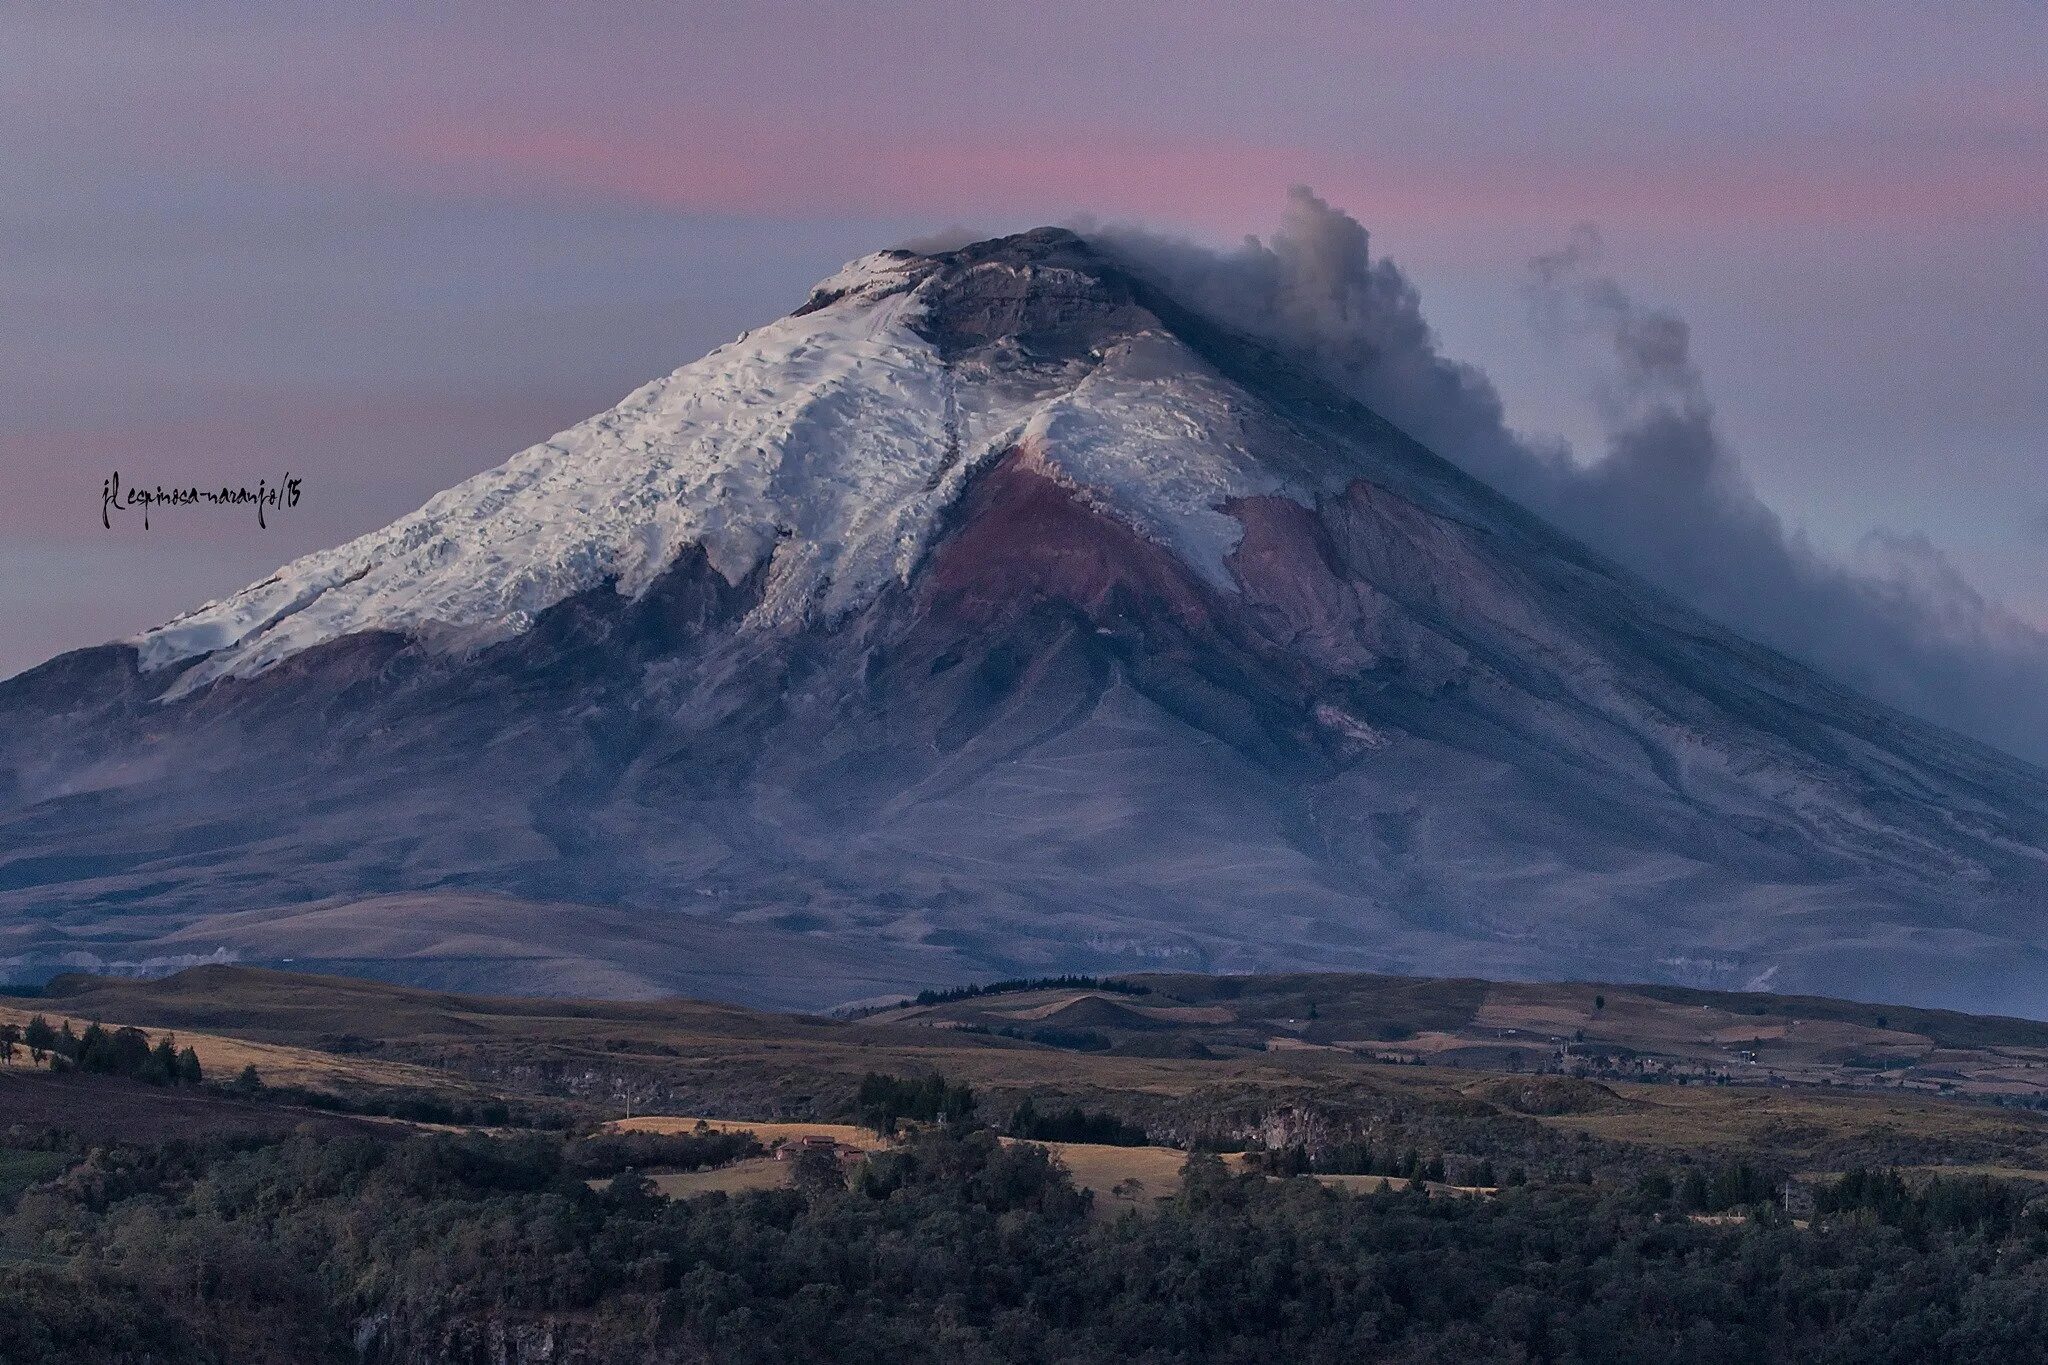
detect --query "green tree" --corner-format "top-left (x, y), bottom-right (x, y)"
top-left (790, 1144), bottom-right (846, 1198)
top-left (22, 1014), bottom-right (54, 1063)
top-left (147, 1034), bottom-right (180, 1085)
top-left (75, 1023), bottom-right (152, 1077)
top-left (1177, 1149), bottom-right (1234, 1209)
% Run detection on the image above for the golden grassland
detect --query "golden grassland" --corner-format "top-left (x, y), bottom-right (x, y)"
top-left (0, 1001), bottom-right (474, 1096)
top-left (611, 1116), bottom-right (886, 1150)
top-left (646, 1158), bottom-right (793, 1198)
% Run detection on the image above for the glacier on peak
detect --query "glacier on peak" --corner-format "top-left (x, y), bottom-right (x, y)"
top-left (134, 242), bottom-right (1308, 696)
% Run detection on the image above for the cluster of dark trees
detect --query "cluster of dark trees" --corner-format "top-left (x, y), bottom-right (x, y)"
top-left (852, 1071), bottom-right (976, 1134)
top-left (9, 1123), bottom-right (2048, 1363)
top-left (1248, 1140), bottom-right (1536, 1188)
top-left (0, 1017), bottom-right (199, 1086)
top-left (566, 1128), bottom-right (759, 1179)
top-left (1006, 1098), bottom-right (1148, 1146)
top-left (1638, 1161), bottom-right (1780, 1214)
top-left (1816, 1165), bottom-right (2042, 1237)
top-left (909, 975), bottom-right (1149, 1007)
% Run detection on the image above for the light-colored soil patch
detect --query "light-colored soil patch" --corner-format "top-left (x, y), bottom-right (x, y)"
top-left (610, 1116), bottom-right (887, 1151)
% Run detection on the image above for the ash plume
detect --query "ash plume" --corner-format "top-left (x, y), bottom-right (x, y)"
top-left (1098, 188), bottom-right (2048, 765)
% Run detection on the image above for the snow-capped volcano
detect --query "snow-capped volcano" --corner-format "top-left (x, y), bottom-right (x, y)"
top-left (6, 228), bottom-right (2048, 1013)
top-left (140, 237), bottom-right (1309, 695)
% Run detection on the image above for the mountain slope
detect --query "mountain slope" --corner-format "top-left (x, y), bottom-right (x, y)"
top-left (4, 228), bottom-right (2046, 1013)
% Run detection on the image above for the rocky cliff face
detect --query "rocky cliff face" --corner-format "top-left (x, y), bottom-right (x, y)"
top-left (4, 228), bottom-right (2046, 1013)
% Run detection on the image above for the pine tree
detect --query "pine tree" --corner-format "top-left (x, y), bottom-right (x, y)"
top-left (1008, 1097), bottom-right (1041, 1139)
top-left (23, 1014), bottom-right (54, 1063)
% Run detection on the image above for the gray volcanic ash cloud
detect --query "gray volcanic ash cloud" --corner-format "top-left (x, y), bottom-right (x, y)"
top-left (1099, 189), bottom-right (2048, 765)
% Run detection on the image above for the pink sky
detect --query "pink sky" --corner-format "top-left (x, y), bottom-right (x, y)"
top-left (2, 1), bottom-right (2043, 676)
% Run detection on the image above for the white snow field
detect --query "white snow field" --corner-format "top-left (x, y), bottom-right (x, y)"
top-left (137, 250), bottom-right (1302, 696)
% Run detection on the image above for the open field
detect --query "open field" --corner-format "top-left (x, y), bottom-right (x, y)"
top-left (1029, 1139), bottom-right (1197, 1208)
top-left (644, 1157), bottom-right (792, 1198)
top-left (18, 965), bottom-right (2048, 1184)
top-left (1021, 1139), bottom-right (1257, 1215)
top-left (612, 1116), bottom-right (886, 1150)
top-left (0, 999), bottom-right (484, 1097)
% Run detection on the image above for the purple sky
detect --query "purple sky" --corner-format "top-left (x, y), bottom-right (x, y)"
top-left (5, 1), bottom-right (2044, 684)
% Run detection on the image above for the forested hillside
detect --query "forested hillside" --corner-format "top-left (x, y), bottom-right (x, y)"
top-left (7, 1124), bottom-right (2048, 1363)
